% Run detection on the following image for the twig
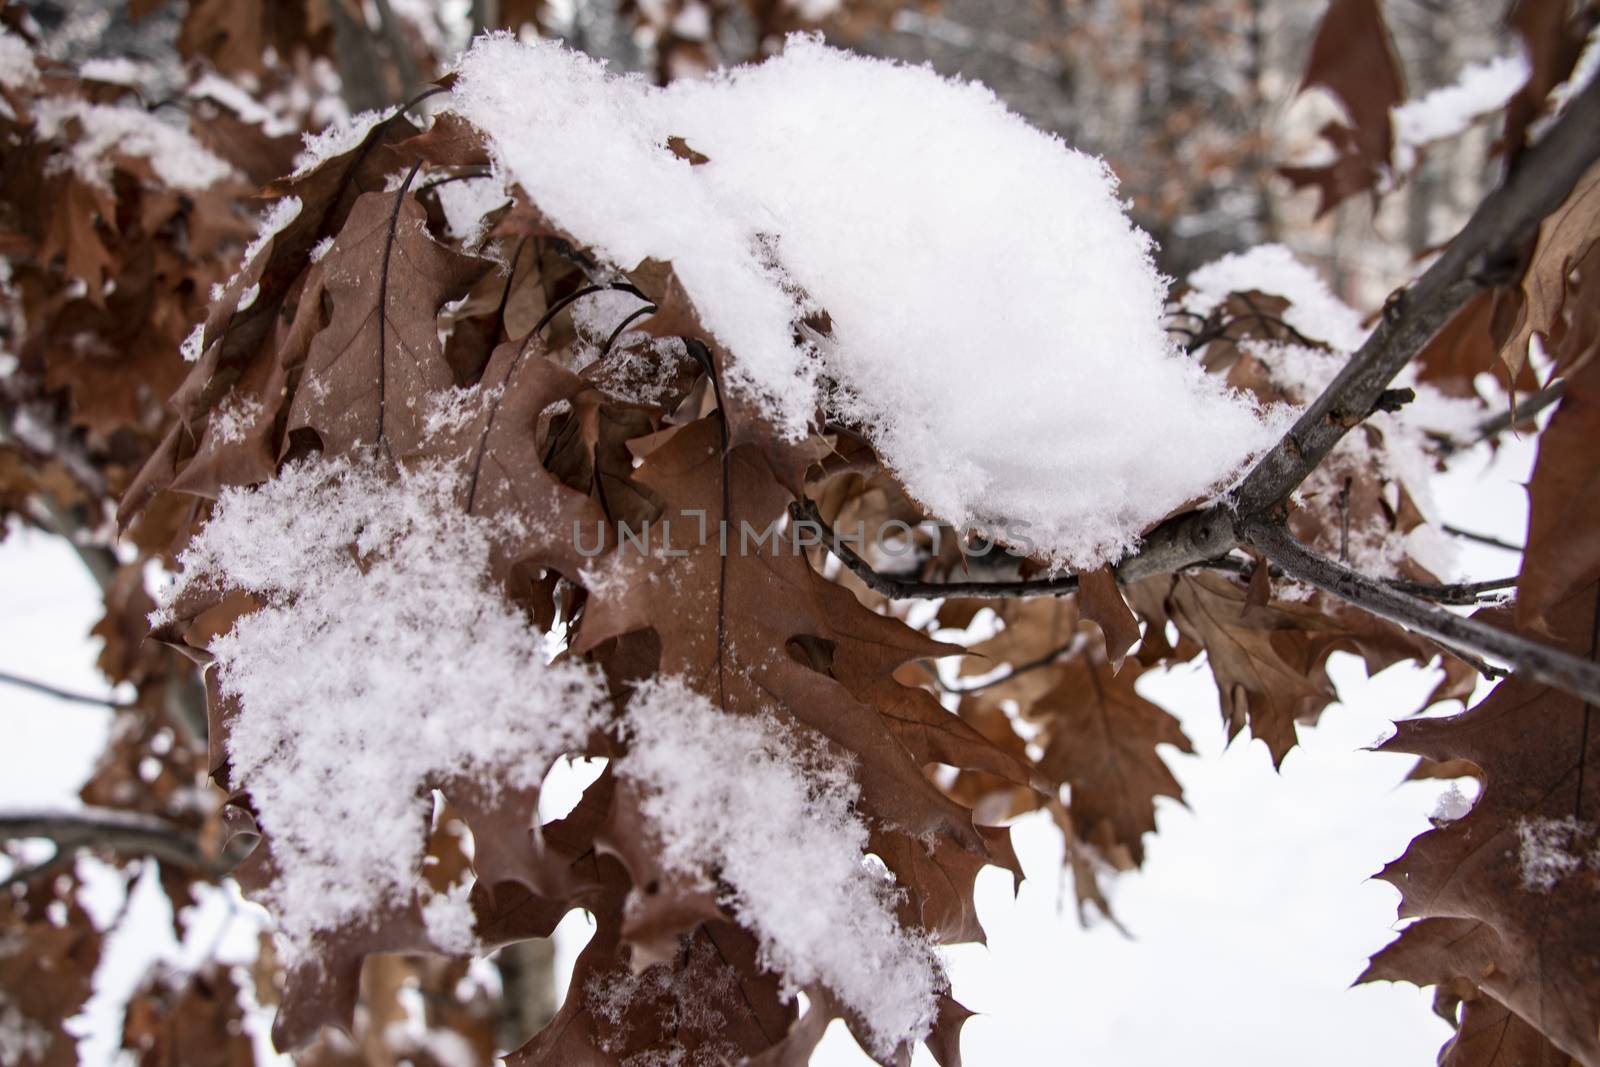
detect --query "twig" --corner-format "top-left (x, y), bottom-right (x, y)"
top-left (1441, 379), bottom-right (1565, 455)
top-left (0, 670), bottom-right (132, 709)
top-left (1380, 575), bottom-right (1518, 605)
top-left (1231, 74), bottom-right (1600, 519)
top-left (939, 638), bottom-right (1079, 694)
top-left (795, 498), bottom-right (1248, 599)
top-left (0, 808), bottom-right (218, 880)
top-left (1442, 524), bottom-right (1524, 554)
top-left (1241, 520), bottom-right (1600, 705)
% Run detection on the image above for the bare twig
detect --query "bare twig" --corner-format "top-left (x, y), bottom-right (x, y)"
top-left (1440, 379), bottom-right (1565, 455)
top-left (1442, 524), bottom-right (1525, 554)
top-left (938, 638), bottom-right (1079, 694)
top-left (0, 808), bottom-right (217, 877)
top-left (0, 670), bottom-right (132, 710)
top-left (1380, 575), bottom-right (1518, 605)
top-left (1241, 520), bottom-right (1600, 704)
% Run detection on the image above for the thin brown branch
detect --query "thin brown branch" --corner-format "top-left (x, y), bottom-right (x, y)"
top-left (1440, 379), bottom-right (1565, 455)
top-left (0, 670), bottom-right (132, 709)
top-left (1242, 520), bottom-right (1600, 705)
top-left (0, 808), bottom-right (217, 876)
top-left (1442, 524), bottom-right (1525, 554)
top-left (938, 637), bottom-right (1079, 694)
top-left (1381, 575), bottom-right (1518, 605)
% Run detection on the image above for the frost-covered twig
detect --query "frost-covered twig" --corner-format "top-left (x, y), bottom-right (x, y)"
top-left (1242, 520), bottom-right (1600, 705)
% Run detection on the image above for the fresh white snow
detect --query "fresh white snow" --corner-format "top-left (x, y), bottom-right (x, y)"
top-left (618, 676), bottom-right (945, 1057)
top-left (32, 99), bottom-right (239, 193)
top-left (159, 456), bottom-right (608, 964)
top-left (1391, 52), bottom-right (1531, 171)
top-left (447, 34), bottom-right (1287, 570)
top-left (1182, 243), bottom-right (1368, 353)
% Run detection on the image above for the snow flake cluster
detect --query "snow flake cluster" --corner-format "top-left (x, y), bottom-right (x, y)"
top-left (1391, 52), bottom-right (1530, 172)
top-left (618, 676), bottom-right (945, 1057)
top-left (1516, 816), bottom-right (1597, 893)
top-left (160, 456), bottom-right (608, 963)
top-left (447, 34), bottom-right (1287, 570)
top-left (32, 98), bottom-right (238, 192)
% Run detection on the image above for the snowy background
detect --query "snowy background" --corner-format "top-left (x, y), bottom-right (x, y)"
top-left (1, 417), bottom-right (1532, 1065)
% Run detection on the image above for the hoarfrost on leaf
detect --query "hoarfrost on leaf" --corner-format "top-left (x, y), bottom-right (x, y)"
top-left (448, 34), bottom-right (1286, 570)
top-left (161, 456), bottom-right (608, 965)
top-left (618, 676), bottom-right (944, 1057)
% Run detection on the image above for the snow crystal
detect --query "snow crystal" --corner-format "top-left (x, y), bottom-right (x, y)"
top-left (190, 72), bottom-right (300, 136)
top-left (423, 383), bottom-right (503, 436)
top-left (180, 322), bottom-right (206, 363)
top-left (32, 99), bottom-right (238, 192)
top-left (421, 882), bottom-right (479, 955)
top-left (1515, 816), bottom-right (1592, 893)
top-left (293, 107), bottom-right (396, 177)
top-left (0, 28), bottom-right (37, 91)
top-left (207, 394), bottom-right (264, 445)
top-left (1392, 52), bottom-right (1530, 172)
top-left (79, 57), bottom-right (150, 86)
top-left (618, 676), bottom-right (944, 1056)
top-left (240, 196), bottom-right (303, 269)
top-left (448, 35), bottom-right (1286, 570)
top-left (1182, 244), bottom-right (1367, 353)
top-left (161, 456), bottom-right (608, 964)
top-left (584, 935), bottom-right (743, 1065)
top-left (310, 235), bottom-right (335, 263)
top-left (1429, 783), bottom-right (1474, 825)
top-left (433, 173), bottom-right (510, 248)
top-left (0, 998), bottom-right (50, 1064)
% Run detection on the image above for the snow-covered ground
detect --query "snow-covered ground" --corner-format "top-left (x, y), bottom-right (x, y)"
top-left (0, 428), bottom-right (1529, 1065)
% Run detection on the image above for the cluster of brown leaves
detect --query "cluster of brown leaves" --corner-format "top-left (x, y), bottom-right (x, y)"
top-left (1283, 0), bottom-right (1596, 217)
top-left (1267, 5), bottom-right (1600, 1061)
top-left (0, 11), bottom-right (520, 1064)
top-left (5, 1), bottom-right (1600, 1064)
top-left (118, 48), bottom-right (1576, 1067)
top-left (1358, 161), bottom-right (1600, 1067)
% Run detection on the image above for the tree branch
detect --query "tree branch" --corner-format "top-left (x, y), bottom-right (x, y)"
top-left (1241, 520), bottom-right (1600, 705)
top-left (794, 498), bottom-right (1249, 599)
top-left (1231, 74), bottom-right (1600, 519)
top-left (1440, 379), bottom-right (1564, 455)
top-left (0, 670), bottom-right (132, 709)
top-left (0, 808), bottom-right (217, 876)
